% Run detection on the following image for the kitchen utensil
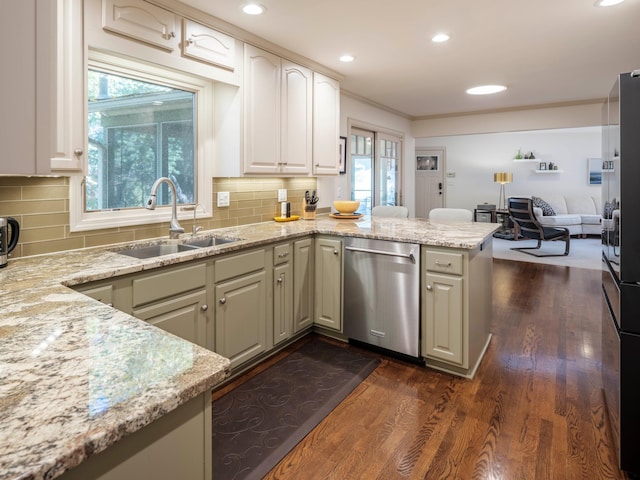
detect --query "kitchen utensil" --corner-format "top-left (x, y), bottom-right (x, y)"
top-left (0, 217), bottom-right (20, 268)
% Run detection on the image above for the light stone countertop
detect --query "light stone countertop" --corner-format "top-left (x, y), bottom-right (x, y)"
top-left (0, 215), bottom-right (497, 480)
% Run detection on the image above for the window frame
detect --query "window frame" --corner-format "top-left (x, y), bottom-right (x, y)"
top-left (70, 49), bottom-right (213, 233)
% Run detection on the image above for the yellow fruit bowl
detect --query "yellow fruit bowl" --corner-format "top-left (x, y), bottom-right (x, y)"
top-left (333, 200), bottom-right (360, 214)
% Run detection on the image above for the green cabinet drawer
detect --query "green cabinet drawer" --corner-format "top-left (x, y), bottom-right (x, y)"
top-left (132, 263), bottom-right (207, 307)
top-left (214, 249), bottom-right (265, 283)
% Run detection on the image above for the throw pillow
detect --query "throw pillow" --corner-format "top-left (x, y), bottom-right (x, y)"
top-left (532, 196), bottom-right (556, 216)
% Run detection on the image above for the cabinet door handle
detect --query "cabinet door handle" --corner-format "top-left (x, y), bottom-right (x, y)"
top-left (201, 304), bottom-right (208, 311)
top-left (426, 285), bottom-right (433, 291)
top-left (219, 297), bottom-right (227, 305)
top-left (333, 249), bottom-right (339, 255)
top-left (435, 260), bottom-right (452, 267)
top-left (74, 148), bottom-right (83, 157)
top-left (277, 275), bottom-right (283, 284)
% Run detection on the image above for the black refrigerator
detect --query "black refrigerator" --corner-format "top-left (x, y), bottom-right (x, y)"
top-left (601, 70), bottom-right (640, 476)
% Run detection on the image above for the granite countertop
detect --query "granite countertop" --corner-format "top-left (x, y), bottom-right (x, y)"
top-left (0, 215), bottom-right (496, 480)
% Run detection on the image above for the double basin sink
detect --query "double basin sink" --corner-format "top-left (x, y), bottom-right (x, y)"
top-left (115, 236), bottom-right (241, 259)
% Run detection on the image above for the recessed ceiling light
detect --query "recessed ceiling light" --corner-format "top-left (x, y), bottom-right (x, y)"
top-left (339, 54), bottom-right (355, 62)
top-left (595, 0), bottom-right (624, 6)
top-left (432, 33), bottom-right (450, 43)
top-left (466, 85), bottom-right (507, 95)
top-left (242, 3), bottom-right (266, 15)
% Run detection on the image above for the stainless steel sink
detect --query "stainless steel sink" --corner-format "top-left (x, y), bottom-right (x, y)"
top-left (115, 236), bottom-right (241, 259)
top-left (117, 243), bottom-right (200, 259)
top-left (183, 237), bottom-right (241, 248)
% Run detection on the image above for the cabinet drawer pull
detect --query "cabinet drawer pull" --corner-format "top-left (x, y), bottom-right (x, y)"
top-left (278, 252), bottom-right (289, 258)
top-left (201, 304), bottom-right (208, 311)
top-left (435, 260), bottom-right (452, 267)
top-left (426, 285), bottom-right (433, 291)
top-left (219, 297), bottom-right (227, 305)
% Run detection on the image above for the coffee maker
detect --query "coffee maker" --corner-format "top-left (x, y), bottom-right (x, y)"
top-left (0, 217), bottom-right (20, 268)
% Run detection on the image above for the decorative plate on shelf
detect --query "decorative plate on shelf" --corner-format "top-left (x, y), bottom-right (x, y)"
top-left (274, 215), bottom-right (300, 222)
top-left (329, 212), bottom-right (363, 219)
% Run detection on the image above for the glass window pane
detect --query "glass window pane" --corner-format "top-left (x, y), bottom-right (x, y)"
top-left (87, 69), bottom-right (195, 212)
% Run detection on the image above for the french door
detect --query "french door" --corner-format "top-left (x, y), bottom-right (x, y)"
top-left (350, 128), bottom-right (403, 215)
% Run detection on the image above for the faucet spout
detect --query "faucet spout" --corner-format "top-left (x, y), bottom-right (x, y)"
top-left (146, 177), bottom-right (184, 239)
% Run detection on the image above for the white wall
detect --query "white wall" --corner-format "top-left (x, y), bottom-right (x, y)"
top-left (415, 127), bottom-right (602, 211)
top-left (316, 93), bottom-right (415, 213)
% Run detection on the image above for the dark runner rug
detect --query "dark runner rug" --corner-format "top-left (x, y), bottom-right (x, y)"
top-left (212, 338), bottom-right (380, 480)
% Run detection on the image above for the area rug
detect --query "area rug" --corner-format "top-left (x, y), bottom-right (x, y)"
top-left (212, 339), bottom-right (380, 480)
top-left (492, 236), bottom-right (601, 270)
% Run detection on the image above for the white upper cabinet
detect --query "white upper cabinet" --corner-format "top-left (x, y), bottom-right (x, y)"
top-left (243, 45), bottom-right (315, 175)
top-left (0, 0), bottom-right (84, 175)
top-left (312, 72), bottom-right (340, 175)
top-left (280, 61), bottom-right (313, 174)
top-left (182, 19), bottom-right (235, 71)
top-left (50, 0), bottom-right (85, 172)
top-left (243, 45), bottom-right (281, 174)
top-left (102, 0), bottom-right (179, 51)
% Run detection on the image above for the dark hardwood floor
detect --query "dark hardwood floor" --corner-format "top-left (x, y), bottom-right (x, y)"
top-left (213, 259), bottom-right (625, 480)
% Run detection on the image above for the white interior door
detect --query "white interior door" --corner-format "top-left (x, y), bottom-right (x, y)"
top-left (415, 148), bottom-right (445, 218)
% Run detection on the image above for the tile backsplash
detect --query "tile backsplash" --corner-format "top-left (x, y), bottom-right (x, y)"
top-left (0, 176), bottom-right (317, 258)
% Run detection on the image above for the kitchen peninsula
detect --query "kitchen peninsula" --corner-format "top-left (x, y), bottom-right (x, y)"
top-left (0, 215), bottom-right (497, 480)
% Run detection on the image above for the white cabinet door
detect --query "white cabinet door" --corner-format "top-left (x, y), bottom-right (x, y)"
top-left (102, 0), bottom-right (179, 51)
top-left (423, 272), bottom-right (464, 365)
top-left (281, 61), bottom-right (312, 174)
top-left (49, 0), bottom-right (85, 172)
top-left (243, 45), bottom-right (281, 174)
top-left (1, 1), bottom-right (40, 174)
top-left (312, 72), bottom-right (340, 175)
top-left (182, 19), bottom-right (236, 71)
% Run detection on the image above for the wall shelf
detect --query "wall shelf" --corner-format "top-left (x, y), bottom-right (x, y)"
top-left (534, 169), bottom-right (563, 174)
top-left (513, 158), bottom-right (539, 162)
top-left (603, 169), bottom-right (615, 173)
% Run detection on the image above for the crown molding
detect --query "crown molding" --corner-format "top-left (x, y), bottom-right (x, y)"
top-left (340, 89), bottom-right (412, 120)
top-left (413, 98), bottom-right (605, 121)
top-left (145, 0), bottom-right (344, 81)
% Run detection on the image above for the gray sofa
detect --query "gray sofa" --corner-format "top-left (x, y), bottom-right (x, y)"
top-left (529, 194), bottom-right (602, 236)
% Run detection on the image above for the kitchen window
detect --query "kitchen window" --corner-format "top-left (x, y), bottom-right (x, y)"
top-left (70, 51), bottom-right (213, 232)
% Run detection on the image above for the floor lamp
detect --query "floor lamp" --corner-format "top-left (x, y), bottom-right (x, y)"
top-left (494, 172), bottom-right (513, 211)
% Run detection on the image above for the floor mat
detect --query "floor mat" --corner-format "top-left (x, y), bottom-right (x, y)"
top-left (212, 338), bottom-right (380, 480)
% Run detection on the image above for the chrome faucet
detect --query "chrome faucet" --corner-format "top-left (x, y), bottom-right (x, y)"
top-left (145, 177), bottom-right (184, 239)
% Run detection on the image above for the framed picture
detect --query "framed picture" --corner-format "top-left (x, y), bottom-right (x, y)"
top-left (339, 136), bottom-right (347, 174)
top-left (588, 157), bottom-right (602, 185)
top-left (539, 162), bottom-right (547, 171)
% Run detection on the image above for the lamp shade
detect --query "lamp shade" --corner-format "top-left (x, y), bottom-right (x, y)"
top-left (494, 172), bottom-right (513, 184)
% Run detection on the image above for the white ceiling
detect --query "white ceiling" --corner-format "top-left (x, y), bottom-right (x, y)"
top-left (179, 0), bottom-right (640, 119)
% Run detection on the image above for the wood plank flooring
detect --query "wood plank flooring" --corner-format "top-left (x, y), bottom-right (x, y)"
top-left (213, 259), bottom-right (626, 480)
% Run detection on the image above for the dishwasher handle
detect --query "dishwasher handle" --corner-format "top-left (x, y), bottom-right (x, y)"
top-left (345, 245), bottom-right (417, 263)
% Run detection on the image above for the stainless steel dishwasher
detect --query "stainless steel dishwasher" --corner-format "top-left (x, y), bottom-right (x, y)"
top-left (343, 237), bottom-right (420, 358)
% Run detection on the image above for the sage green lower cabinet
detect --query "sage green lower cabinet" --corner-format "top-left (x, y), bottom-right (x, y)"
top-left (273, 242), bottom-right (293, 345)
top-left (214, 249), bottom-right (268, 369)
top-left (133, 290), bottom-right (209, 348)
top-left (73, 277), bottom-right (132, 314)
top-left (293, 237), bottom-right (314, 333)
top-left (131, 261), bottom-right (211, 349)
top-left (58, 391), bottom-right (212, 480)
top-left (314, 236), bottom-right (342, 331)
top-left (421, 242), bottom-right (493, 378)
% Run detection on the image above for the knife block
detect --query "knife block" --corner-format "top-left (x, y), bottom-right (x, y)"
top-left (302, 201), bottom-right (316, 220)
